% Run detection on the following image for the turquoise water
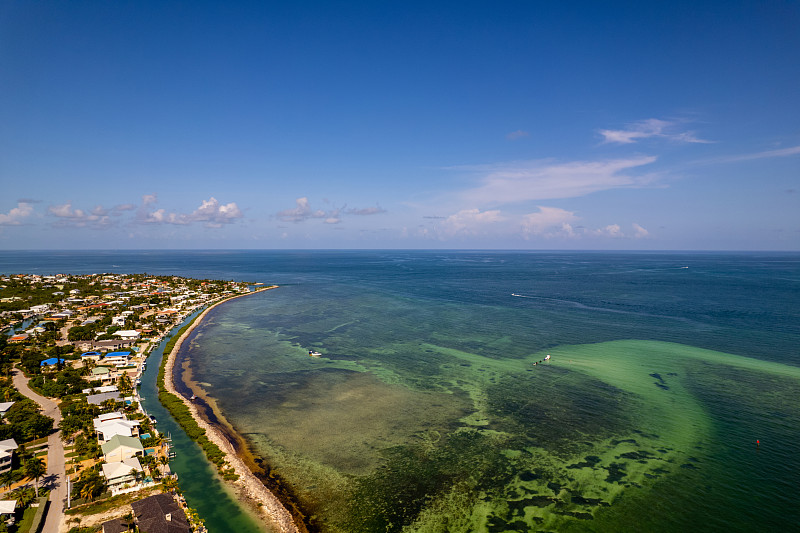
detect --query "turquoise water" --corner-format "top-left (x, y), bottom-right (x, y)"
top-left (3, 250), bottom-right (799, 531)
top-left (174, 252), bottom-right (799, 532)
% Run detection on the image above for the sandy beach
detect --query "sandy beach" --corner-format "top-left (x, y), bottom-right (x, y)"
top-left (162, 288), bottom-right (300, 533)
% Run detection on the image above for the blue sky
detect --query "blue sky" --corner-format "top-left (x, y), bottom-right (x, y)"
top-left (1, 1), bottom-right (798, 250)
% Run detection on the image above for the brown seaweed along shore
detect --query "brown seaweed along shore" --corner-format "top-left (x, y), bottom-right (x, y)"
top-left (162, 286), bottom-right (304, 533)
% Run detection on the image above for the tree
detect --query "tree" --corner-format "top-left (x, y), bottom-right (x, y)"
top-left (77, 471), bottom-right (105, 502)
top-left (0, 470), bottom-right (15, 491)
top-left (10, 485), bottom-right (35, 508)
top-left (24, 456), bottom-right (46, 498)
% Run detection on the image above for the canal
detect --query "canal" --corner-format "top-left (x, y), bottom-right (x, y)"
top-left (139, 311), bottom-right (270, 533)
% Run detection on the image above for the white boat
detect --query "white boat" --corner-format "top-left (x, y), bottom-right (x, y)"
top-left (308, 350), bottom-right (322, 357)
top-left (544, 354), bottom-right (551, 361)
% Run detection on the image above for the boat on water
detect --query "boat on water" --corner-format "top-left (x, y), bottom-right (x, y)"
top-left (308, 350), bottom-right (322, 357)
top-left (544, 354), bottom-right (551, 361)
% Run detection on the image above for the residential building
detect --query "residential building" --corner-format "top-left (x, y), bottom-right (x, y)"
top-left (0, 439), bottom-right (18, 474)
top-left (131, 493), bottom-right (191, 533)
top-left (101, 435), bottom-right (144, 462)
top-left (101, 457), bottom-right (144, 495)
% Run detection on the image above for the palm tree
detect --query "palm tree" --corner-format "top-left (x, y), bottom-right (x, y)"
top-left (12, 486), bottom-right (35, 508)
top-left (24, 457), bottom-right (46, 498)
top-left (78, 474), bottom-right (105, 502)
top-left (0, 471), bottom-right (15, 491)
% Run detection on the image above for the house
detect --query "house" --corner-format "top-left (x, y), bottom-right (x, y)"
top-left (131, 493), bottom-right (191, 533)
top-left (80, 339), bottom-right (136, 352)
top-left (0, 500), bottom-right (16, 526)
top-left (101, 457), bottom-right (144, 495)
top-left (95, 417), bottom-right (140, 444)
top-left (40, 357), bottom-right (66, 368)
top-left (87, 391), bottom-right (123, 406)
top-left (103, 351), bottom-right (132, 364)
top-left (114, 330), bottom-right (141, 340)
top-left (91, 367), bottom-right (116, 386)
top-left (0, 439), bottom-right (18, 474)
top-left (101, 435), bottom-right (144, 462)
top-left (100, 517), bottom-right (130, 533)
top-left (0, 402), bottom-right (14, 417)
top-left (95, 412), bottom-right (126, 424)
top-left (8, 334), bottom-right (28, 343)
top-left (82, 385), bottom-right (118, 395)
top-left (81, 351), bottom-right (102, 361)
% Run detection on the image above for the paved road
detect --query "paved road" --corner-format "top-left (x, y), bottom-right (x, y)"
top-left (12, 368), bottom-right (66, 533)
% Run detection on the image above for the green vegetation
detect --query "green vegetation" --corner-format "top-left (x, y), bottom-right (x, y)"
top-left (156, 306), bottom-right (237, 476)
top-left (24, 456), bottom-right (46, 497)
top-left (0, 397), bottom-right (54, 442)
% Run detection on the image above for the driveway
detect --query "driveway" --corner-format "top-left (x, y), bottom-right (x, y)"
top-left (12, 368), bottom-right (65, 533)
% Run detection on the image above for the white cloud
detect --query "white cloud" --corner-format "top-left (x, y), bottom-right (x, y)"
top-left (458, 156), bottom-right (657, 205)
top-left (277, 197), bottom-right (326, 223)
top-left (440, 209), bottom-right (504, 236)
top-left (190, 197), bottom-right (243, 228)
top-left (138, 208), bottom-right (189, 225)
top-left (113, 204), bottom-right (136, 215)
top-left (520, 206), bottom-right (580, 238)
top-left (599, 118), bottom-right (712, 145)
top-left (138, 197), bottom-right (243, 228)
top-left (277, 198), bottom-right (386, 223)
top-left (633, 223), bottom-right (649, 238)
top-left (47, 203), bottom-right (115, 229)
top-left (0, 201), bottom-right (34, 226)
top-left (594, 224), bottom-right (623, 238)
top-left (709, 144), bottom-right (800, 163)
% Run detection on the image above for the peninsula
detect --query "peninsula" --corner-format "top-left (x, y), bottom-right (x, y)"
top-left (0, 272), bottom-right (294, 532)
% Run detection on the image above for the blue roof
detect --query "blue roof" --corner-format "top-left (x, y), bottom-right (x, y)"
top-left (81, 351), bottom-right (101, 357)
top-left (40, 357), bottom-right (65, 366)
top-left (106, 351), bottom-right (131, 357)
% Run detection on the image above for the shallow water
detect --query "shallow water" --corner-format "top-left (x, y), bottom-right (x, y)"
top-left (174, 252), bottom-right (800, 532)
top-left (138, 314), bottom-right (269, 533)
top-left (3, 250), bottom-right (798, 531)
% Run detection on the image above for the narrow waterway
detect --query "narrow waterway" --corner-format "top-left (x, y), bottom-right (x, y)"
top-left (139, 312), bottom-right (269, 533)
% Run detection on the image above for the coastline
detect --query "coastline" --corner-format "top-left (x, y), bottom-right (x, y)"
top-left (162, 287), bottom-right (301, 533)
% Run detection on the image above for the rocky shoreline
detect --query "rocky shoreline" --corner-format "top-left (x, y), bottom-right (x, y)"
top-left (163, 288), bottom-right (300, 533)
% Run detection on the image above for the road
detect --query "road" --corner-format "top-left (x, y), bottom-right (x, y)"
top-left (12, 368), bottom-right (66, 533)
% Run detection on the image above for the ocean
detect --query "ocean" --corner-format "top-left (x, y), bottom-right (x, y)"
top-left (2, 250), bottom-right (799, 532)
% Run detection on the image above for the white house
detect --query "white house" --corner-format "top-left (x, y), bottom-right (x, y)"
top-left (0, 439), bottom-right (18, 474)
top-left (0, 402), bottom-right (14, 417)
top-left (103, 352), bottom-right (132, 366)
top-left (101, 457), bottom-right (144, 496)
top-left (82, 385), bottom-right (118, 395)
top-left (95, 418), bottom-right (140, 444)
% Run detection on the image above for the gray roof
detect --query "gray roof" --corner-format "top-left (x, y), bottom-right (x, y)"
top-left (87, 391), bottom-right (122, 405)
top-left (101, 517), bottom-right (130, 533)
top-left (131, 493), bottom-right (190, 533)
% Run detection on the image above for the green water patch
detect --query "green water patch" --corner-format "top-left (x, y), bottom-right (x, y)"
top-left (192, 325), bottom-right (800, 532)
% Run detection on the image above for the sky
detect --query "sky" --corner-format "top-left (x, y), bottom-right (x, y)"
top-left (1, 1), bottom-right (798, 250)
